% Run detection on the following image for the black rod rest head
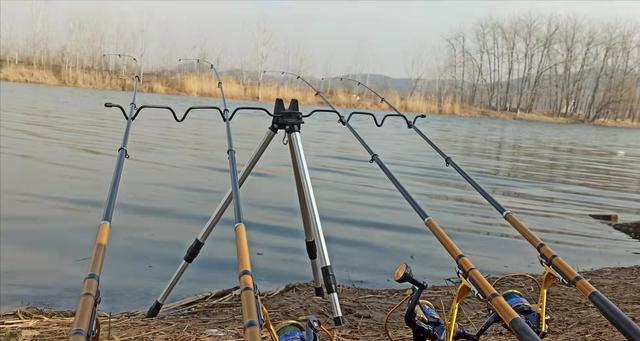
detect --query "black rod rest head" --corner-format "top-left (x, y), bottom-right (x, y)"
top-left (271, 98), bottom-right (304, 133)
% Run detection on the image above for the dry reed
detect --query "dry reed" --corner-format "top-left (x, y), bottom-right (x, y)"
top-left (2, 63), bottom-right (638, 128)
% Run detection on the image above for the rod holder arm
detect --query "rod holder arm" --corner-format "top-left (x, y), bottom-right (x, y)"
top-left (303, 109), bottom-right (346, 125)
top-left (347, 111), bottom-right (413, 128)
top-left (412, 114), bottom-right (427, 126)
top-left (229, 107), bottom-right (273, 121)
top-left (104, 103), bottom-right (128, 120)
top-left (105, 104), bottom-right (224, 122)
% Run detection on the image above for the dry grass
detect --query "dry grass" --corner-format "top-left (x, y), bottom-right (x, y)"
top-left (2, 63), bottom-right (638, 128)
top-left (1, 266), bottom-right (638, 340)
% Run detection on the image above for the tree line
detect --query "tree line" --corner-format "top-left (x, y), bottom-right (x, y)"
top-left (431, 14), bottom-right (640, 122)
top-left (1, 6), bottom-right (638, 123)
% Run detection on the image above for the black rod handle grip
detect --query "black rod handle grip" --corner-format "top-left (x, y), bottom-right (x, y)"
top-left (508, 317), bottom-right (542, 341)
top-left (589, 291), bottom-right (640, 340)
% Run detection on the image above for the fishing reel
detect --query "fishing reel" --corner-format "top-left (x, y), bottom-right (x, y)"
top-left (393, 263), bottom-right (546, 341)
top-left (474, 290), bottom-right (541, 337)
top-left (261, 302), bottom-right (321, 341)
top-left (393, 263), bottom-right (476, 341)
top-left (271, 317), bottom-right (321, 341)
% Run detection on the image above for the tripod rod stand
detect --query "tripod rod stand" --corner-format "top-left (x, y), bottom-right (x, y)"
top-left (147, 98), bottom-right (344, 327)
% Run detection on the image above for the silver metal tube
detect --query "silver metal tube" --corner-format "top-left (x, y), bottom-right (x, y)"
top-left (147, 129), bottom-right (276, 317)
top-left (158, 261), bottom-right (189, 303)
top-left (288, 132), bottom-right (344, 325)
top-left (288, 136), bottom-right (324, 296)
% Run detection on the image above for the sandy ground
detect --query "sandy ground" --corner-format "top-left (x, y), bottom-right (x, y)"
top-left (1, 266), bottom-right (638, 341)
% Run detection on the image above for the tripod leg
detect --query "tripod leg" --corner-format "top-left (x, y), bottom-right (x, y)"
top-left (289, 136), bottom-right (324, 298)
top-left (287, 131), bottom-right (344, 326)
top-left (147, 129), bottom-right (277, 317)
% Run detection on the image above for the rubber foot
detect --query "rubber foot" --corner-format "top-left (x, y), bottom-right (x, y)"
top-left (314, 286), bottom-right (324, 297)
top-left (333, 316), bottom-right (345, 326)
top-left (146, 300), bottom-right (163, 318)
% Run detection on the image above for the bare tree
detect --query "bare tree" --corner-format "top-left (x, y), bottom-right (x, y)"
top-left (405, 49), bottom-right (428, 100)
top-left (252, 20), bottom-right (273, 101)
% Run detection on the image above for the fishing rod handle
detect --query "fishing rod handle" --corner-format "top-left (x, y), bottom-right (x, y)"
top-left (235, 223), bottom-right (261, 341)
top-left (505, 212), bottom-right (640, 339)
top-left (589, 292), bottom-right (640, 340)
top-left (413, 123), bottom-right (638, 338)
top-left (423, 218), bottom-right (541, 341)
top-left (69, 222), bottom-right (111, 340)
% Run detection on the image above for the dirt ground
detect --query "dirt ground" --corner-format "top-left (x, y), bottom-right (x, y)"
top-left (1, 266), bottom-right (638, 341)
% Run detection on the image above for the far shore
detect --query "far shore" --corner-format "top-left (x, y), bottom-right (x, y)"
top-left (2, 63), bottom-right (639, 129)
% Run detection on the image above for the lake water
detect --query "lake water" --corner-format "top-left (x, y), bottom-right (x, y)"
top-left (1, 81), bottom-right (638, 313)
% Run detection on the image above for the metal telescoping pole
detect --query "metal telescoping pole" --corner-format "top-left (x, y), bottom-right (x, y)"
top-left (69, 74), bottom-right (139, 341)
top-left (288, 138), bottom-right (324, 298)
top-left (411, 125), bottom-right (640, 340)
top-left (268, 71), bottom-right (540, 341)
top-left (147, 129), bottom-right (276, 317)
top-left (288, 131), bottom-right (344, 326)
top-left (336, 77), bottom-right (639, 340)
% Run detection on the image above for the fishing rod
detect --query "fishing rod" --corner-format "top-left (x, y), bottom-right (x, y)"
top-left (180, 58), bottom-right (262, 341)
top-left (335, 77), bottom-right (640, 340)
top-left (69, 54), bottom-right (140, 341)
top-left (265, 70), bottom-right (541, 341)
top-left (69, 55), bottom-right (228, 341)
top-left (390, 263), bottom-right (543, 341)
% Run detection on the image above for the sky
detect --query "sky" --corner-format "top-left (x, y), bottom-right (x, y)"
top-left (1, 1), bottom-right (639, 78)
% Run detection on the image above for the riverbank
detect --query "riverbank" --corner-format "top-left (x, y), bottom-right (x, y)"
top-left (2, 63), bottom-right (637, 128)
top-left (1, 266), bottom-right (638, 340)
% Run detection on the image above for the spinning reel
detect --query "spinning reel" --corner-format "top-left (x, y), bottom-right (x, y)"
top-left (262, 304), bottom-right (321, 341)
top-left (392, 263), bottom-right (547, 341)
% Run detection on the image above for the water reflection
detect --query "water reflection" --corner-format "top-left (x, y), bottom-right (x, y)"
top-left (1, 82), bottom-right (638, 312)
